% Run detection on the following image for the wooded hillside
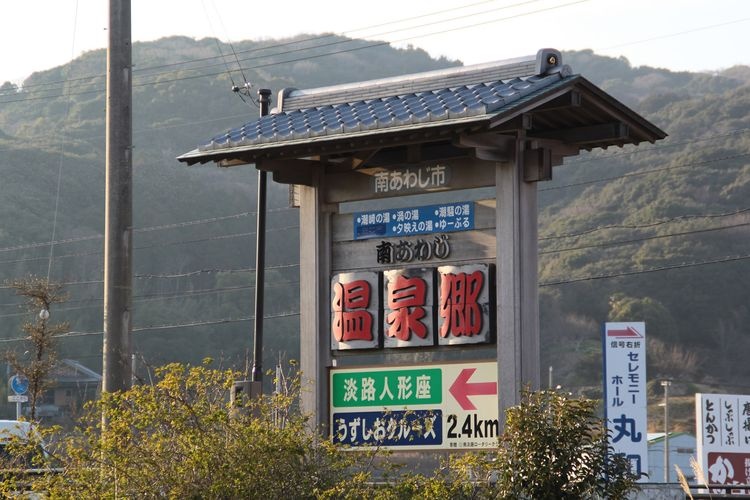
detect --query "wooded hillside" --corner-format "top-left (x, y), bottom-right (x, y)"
top-left (1, 37), bottom-right (748, 428)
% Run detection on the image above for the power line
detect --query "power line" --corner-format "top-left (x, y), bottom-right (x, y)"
top-left (540, 252), bottom-right (750, 287)
top-left (0, 279), bottom-right (301, 318)
top-left (559, 127), bottom-right (750, 168)
top-left (540, 206), bottom-right (750, 241)
top-left (598, 16), bottom-right (750, 52)
top-left (0, 0), bottom-right (588, 105)
top-left (0, 207), bottom-right (296, 254)
top-left (0, 310), bottom-right (301, 343)
top-left (8, 0), bottom-right (537, 95)
top-left (135, 263), bottom-right (299, 279)
top-left (540, 152), bottom-right (750, 193)
top-left (540, 220), bottom-right (750, 256)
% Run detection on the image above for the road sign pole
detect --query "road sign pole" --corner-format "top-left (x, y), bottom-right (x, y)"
top-left (15, 402), bottom-right (21, 420)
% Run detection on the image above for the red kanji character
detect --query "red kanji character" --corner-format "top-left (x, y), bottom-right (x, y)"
top-left (332, 280), bottom-right (373, 342)
top-left (439, 271), bottom-right (483, 337)
top-left (386, 275), bottom-right (427, 341)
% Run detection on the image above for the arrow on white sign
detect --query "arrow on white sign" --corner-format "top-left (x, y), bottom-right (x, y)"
top-left (606, 326), bottom-right (643, 338)
top-left (449, 368), bottom-right (497, 410)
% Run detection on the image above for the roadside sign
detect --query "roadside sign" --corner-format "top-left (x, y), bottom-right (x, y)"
top-left (7, 395), bottom-right (28, 403)
top-left (696, 393), bottom-right (750, 488)
top-left (353, 201), bottom-right (474, 240)
top-left (330, 361), bottom-right (498, 450)
top-left (603, 322), bottom-right (648, 480)
top-left (9, 374), bottom-right (29, 395)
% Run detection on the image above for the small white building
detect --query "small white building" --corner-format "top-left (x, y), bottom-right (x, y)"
top-left (648, 432), bottom-right (696, 482)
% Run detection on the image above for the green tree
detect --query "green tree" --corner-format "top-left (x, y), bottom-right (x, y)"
top-left (391, 389), bottom-right (638, 499)
top-left (26, 361), bottom-right (375, 499)
top-left (491, 388), bottom-right (638, 499)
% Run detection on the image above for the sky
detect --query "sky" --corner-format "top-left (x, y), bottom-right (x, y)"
top-left (2, 0), bottom-right (750, 85)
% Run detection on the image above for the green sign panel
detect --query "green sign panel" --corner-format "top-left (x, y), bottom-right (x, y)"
top-left (332, 368), bottom-right (442, 407)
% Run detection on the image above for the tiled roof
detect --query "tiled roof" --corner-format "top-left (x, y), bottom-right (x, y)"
top-left (199, 73), bottom-right (564, 152)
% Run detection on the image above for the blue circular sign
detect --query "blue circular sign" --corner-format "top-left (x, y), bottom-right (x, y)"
top-left (9, 375), bottom-right (29, 395)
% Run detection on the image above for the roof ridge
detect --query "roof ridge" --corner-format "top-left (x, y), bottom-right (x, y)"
top-left (277, 49), bottom-right (564, 112)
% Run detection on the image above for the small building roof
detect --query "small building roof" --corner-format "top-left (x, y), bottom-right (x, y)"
top-left (177, 49), bottom-right (666, 171)
top-left (51, 359), bottom-right (102, 384)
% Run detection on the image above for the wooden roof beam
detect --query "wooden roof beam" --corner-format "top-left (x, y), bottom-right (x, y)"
top-left (529, 122), bottom-right (629, 144)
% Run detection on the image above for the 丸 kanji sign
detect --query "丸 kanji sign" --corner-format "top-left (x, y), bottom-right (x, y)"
top-left (330, 361), bottom-right (498, 450)
top-left (696, 393), bottom-right (750, 490)
top-left (603, 322), bottom-right (648, 480)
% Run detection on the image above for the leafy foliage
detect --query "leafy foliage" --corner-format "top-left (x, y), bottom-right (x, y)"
top-left (0, 366), bottom-right (636, 499)
top-left (372, 389), bottom-right (638, 499)
top-left (25, 361), bottom-right (374, 498)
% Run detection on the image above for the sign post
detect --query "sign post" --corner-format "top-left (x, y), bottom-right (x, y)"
top-left (603, 322), bottom-right (648, 479)
top-left (8, 374), bottom-right (29, 420)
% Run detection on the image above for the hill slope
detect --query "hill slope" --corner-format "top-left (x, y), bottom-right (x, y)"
top-left (1, 39), bottom-right (749, 427)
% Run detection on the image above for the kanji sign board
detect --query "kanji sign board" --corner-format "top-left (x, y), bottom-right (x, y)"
top-left (353, 201), bottom-right (474, 240)
top-left (696, 393), bottom-right (750, 489)
top-left (330, 361), bottom-right (498, 450)
top-left (603, 322), bottom-right (648, 480)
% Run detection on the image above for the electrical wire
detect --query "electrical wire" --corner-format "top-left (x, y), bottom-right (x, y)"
top-left (0, 207), bottom-right (296, 254)
top-left (46, 0), bottom-right (79, 284)
top-left (539, 220), bottom-right (750, 256)
top-left (0, 310), bottom-right (301, 343)
top-left (539, 251), bottom-right (750, 287)
top-left (539, 206), bottom-right (750, 241)
top-left (0, 0), bottom-right (589, 105)
top-left (0, 279), bottom-right (301, 319)
top-left (7, 0), bottom-right (541, 95)
top-left (539, 152), bottom-right (750, 193)
top-left (559, 127), bottom-right (750, 168)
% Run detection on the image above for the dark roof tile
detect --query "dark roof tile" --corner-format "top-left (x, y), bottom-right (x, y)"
top-left (199, 73), bottom-right (562, 152)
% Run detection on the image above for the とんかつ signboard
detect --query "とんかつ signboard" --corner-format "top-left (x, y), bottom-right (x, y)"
top-left (330, 361), bottom-right (498, 450)
top-left (696, 393), bottom-right (750, 489)
top-left (603, 322), bottom-right (648, 480)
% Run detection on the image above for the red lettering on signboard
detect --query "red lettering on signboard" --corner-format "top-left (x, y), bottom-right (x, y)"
top-left (439, 270), bottom-right (484, 338)
top-left (385, 275), bottom-right (428, 341)
top-left (332, 280), bottom-right (374, 342)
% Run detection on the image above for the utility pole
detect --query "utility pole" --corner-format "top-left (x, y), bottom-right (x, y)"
top-left (103, 0), bottom-right (133, 393)
top-left (661, 379), bottom-right (672, 482)
top-left (251, 89), bottom-right (272, 384)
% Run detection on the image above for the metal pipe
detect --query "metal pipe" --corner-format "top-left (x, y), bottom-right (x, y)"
top-left (661, 379), bottom-right (672, 482)
top-left (251, 89), bottom-right (272, 383)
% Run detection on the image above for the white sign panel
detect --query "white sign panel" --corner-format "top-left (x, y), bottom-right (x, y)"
top-left (330, 361), bottom-right (498, 450)
top-left (696, 393), bottom-right (750, 488)
top-left (604, 322), bottom-right (648, 479)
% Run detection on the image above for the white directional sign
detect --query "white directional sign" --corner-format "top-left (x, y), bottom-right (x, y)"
top-left (603, 322), bottom-right (648, 480)
top-left (330, 361), bottom-right (498, 450)
top-left (7, 394), bottom-right (28, 403)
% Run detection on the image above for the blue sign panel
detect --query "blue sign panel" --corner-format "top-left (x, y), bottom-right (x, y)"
top-left (332, 409), bottom-right (443, 447)
top-left (9, 374), bottom-right (29, 395)
top-left (353, 202), bottom-right (474, 240)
